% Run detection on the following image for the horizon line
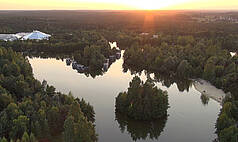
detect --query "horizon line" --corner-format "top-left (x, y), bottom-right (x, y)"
top-left (0, 9), bottom-right (238, 11)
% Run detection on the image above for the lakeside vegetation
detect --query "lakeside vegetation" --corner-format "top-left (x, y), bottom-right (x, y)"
top-left (216, 100), bottom-right (238, 142)
top-left (0, 47), bottom-right (97, 142)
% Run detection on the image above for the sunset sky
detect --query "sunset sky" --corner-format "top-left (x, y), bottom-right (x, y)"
top-left (0, 0), bottom-right (238, 10)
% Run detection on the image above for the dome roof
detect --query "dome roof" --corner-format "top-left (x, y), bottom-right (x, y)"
top-left (22, 30), bottom-right (51, 40)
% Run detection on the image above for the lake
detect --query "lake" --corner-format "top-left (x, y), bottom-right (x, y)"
top-left (28, 50), bottom-right (221, 142)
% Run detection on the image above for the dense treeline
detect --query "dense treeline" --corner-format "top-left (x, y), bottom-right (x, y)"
top-left (0, 47), bottom-right (97, 142)
top-left (0, 31), bottom-right (109, 54)
top-left (116, 76), bottom-right (169, 120)
top-left (1, 11), bottom-right (238, 52)
top-left (1, 11), bottom-right (238, 36)
top-left (216, 100), bottom-right (238, 142)
top-left (113, 32), bottom-right (238, 52)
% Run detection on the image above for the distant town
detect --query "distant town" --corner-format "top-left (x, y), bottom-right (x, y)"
top-left (194, 14), bottom-right (238, 23)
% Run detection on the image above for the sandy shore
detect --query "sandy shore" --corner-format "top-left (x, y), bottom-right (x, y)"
top-left (193, 79), bottom-right (227, 104)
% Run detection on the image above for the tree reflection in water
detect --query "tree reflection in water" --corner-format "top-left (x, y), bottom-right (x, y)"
top-left (200, 94), bottom-right (210, 105)
top-left (115, 112), bottom-right (168, 141)
top-left (25, 52), bottom-right (117, 78)
top-left (123, 62), bottom-right (193, 93)
top-left (154, 73), bottom-right (193, 92)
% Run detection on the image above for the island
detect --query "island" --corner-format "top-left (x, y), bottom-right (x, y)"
top-left (115, 76), bottom-right (169, 120)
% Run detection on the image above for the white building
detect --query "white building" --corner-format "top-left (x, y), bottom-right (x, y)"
top-left (152, 34), bottom-right (159, 39)
top-left (0, 34), bottom-right (18, 41)
top-left (140, 32), bottom-right (149, 36)
top-left (22, 30), bottom-right (51, 40)
top-left (0, 30), bottom-right (51, 41)
top-left (15, 32), bottom-right (31, 39)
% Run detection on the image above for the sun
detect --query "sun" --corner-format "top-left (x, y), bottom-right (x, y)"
top-left (140, 4), bottom-right (163, 10)
top-left (129, 0), bottom-right (192, 10)
top-left (137, 0), bottom-right (165, 10)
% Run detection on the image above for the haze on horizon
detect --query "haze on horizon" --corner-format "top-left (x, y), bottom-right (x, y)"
top-left (0, 0), bottom-right (238, 10)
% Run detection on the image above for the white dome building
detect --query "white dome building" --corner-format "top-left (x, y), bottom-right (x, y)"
top-left (22, 30), bottom-right (51, 40)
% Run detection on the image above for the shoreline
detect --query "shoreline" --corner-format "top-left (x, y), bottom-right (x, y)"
top-left (193, 79), bottom-right (227, 104)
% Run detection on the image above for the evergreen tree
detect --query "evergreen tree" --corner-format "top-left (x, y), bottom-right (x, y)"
top-left (219, 125), bottom-right (238, 142)
top-left (0, 137), bottom-right (7, 142)
top-left (29, 133), bottom-right (37, 142)
top-left (10, 115), bottom-right (29, 140)
top-left (21, 132), bottom-right (30, 142)
top-left (63, 116), bottom-right (74, 142)
top-left (32, 121), bottom-right (41, 138)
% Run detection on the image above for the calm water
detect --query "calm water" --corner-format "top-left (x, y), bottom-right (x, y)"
top-left (28, 51), bottom-right (221, 142)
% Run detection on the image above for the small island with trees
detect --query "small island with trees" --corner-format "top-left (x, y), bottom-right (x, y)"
top-left (115, 76), bottom-right (169, 120)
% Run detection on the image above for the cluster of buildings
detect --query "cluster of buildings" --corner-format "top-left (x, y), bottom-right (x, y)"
top-left (196, 15), bottom-right (238, 23)
top-left (217, 16), bottom-right (238, 23)
top-left (0, 30), bottom-right (51, 41)
top-left (140, 33), bottom-right (159, 39)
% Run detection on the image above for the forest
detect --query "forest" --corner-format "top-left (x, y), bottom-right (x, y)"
top-left (0, 10), bottom-right (238, 141)
top-left (0, 47), bottom-right (97, 142)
